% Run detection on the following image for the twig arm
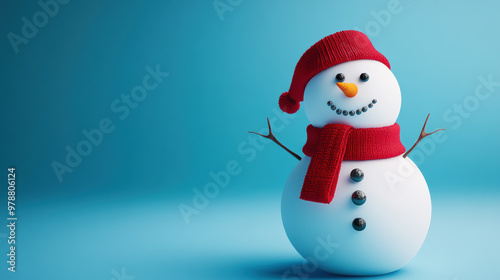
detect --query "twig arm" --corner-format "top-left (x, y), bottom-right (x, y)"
top-left (403, 114), bottom-right (445, 158)
top-left (249, 118), bottom-right (302, 161)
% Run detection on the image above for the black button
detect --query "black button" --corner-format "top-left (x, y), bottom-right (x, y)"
top-left (352, 218), bottom-right (366, 231)
top-left (350, 168), bottom-right (364, 182)
top-left (336, 73), bottom-right (345, 82)
top-left (351, 190), bottom-right (366, 206)
top-left (360, 73), bottom-right (369, 82)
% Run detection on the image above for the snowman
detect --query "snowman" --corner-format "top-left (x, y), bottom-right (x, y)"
top-left (250, 30), bottom-right (444, 276)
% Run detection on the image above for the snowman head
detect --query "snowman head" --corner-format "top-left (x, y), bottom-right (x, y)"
top-left (279, 30), bottom-right (401, 129)
top-left (303, 60), bottom-right (401, 128)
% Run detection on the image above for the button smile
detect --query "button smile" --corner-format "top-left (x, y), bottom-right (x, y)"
top-left (326, 99), bottom-right (377, 116)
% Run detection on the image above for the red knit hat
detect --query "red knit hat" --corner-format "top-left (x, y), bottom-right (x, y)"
top-left (279, 30), bottom-right (391, 114)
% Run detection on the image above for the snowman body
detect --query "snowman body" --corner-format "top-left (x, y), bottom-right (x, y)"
top-left (280, 59), bottom-right (432, 275)
top-left (281, 156), bottom-right (431, 275)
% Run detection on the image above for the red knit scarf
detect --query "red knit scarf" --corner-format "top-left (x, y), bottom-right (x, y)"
top-left (300, 123), bottom-right (405, 204)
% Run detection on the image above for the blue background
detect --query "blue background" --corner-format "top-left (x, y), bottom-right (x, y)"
top-left (1, 0), bottom-right (499, 279)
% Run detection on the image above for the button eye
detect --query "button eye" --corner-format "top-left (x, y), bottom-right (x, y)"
top-left (360, 73), bottom-right (369, 82)
top-left (335, 73), bottom-right (345, 82)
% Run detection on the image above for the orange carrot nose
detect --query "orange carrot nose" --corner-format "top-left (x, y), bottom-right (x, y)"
top-left (337, 82), bottom-right (358, 98)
